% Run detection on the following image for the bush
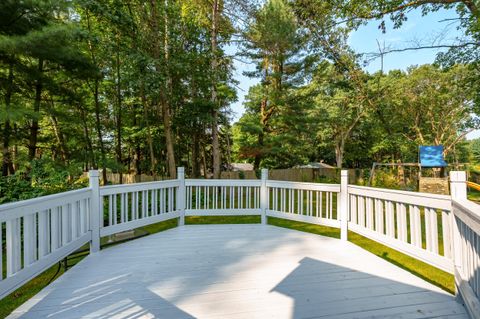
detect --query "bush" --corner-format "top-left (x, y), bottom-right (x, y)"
top-left (0, 159), bottom-right (87, 204)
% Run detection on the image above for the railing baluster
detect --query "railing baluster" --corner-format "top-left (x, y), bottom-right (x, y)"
top-left (410, 205), bottom-right (422, 248)
top-left (80, 199), bottom-right (87, 234)
top-left (299, 190), bottom-right (303, 215)
top-left (395, 203), bottom-right (406, 242)
top-left (309, 191), bottom-right (312, 216)
top-left (350, 195), bottom-right (357, 223)
top-left (51, 207), bottom-right (60, 251)
top-left (61, 204), bottom-right (70, 245)
top-left (329, 192), bottom-right (333, 219)
top-left (24, 213), bottom-right (36, 266)
top-left (6, 218), bottom-right (21, 276)
top-left (71, 201), bottom-right (78, 240)
top-left (38, 210), bottom-right (50, 258)
top-left (120, 193), bottom-right (126, 224)
top-left (366, 197), bottom-right (373, 230)
top-left (295, 190), bottom-right (299, 214)
top-left (425, 208), bottom-right (439, 253)
top-left (358, 196), bottom-right (365, 227)
top-left (442, 210), bottom-right (452, 258)
top-left (375, 199), bottom-right (384, 234)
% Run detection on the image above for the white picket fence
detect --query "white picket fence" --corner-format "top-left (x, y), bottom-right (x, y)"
top-left (0, 168), bottom-right (479, 318)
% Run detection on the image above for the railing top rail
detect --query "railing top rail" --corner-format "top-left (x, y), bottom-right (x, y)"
top-left (100, 179), bottom-right (180, 195)
top-left (0, 188), bottom-right (91, 221)
top-left (348, 185), bottom-right (451, 211)
top-left (266, 180), bottom-right (340, 192)
top-left (185, 179), bottom-right (261, 187)
top-left (452, 199), bottom-right (480, 234)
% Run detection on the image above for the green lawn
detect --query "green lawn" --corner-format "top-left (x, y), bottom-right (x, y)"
top-left (468, 187), bottom-right (480, 203)
top-left (0, 215), bottom-right (455, 317)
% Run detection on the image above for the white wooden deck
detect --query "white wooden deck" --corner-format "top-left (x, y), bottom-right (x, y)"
top-left (9, 225), bottom-right (468, 319)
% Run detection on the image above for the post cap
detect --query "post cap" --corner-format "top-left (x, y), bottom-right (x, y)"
top-left (341, 170), bottom-right (348, 176)
top-left (261, 168), bottom-right (268, 179)
top-left (449, 171), bottom-right (466, 182)
top-left (89, 170), bottom-right (99, 178)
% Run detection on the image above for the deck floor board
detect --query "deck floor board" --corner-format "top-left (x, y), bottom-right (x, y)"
top-left (9, 224), bottom-right (468, 319)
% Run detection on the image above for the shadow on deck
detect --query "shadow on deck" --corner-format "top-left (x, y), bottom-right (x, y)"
top-left (8, 225), bottom-right (468, 319)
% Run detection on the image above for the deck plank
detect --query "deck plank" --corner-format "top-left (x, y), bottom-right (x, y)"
top-left (8, 224), bottom-right (468, 319)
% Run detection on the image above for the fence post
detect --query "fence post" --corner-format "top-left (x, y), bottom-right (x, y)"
top-left (449, 171), bottom-right (466, 296)
top-left (261, 169), bottom-right (268, 224)
top-left (177, 167), bottom-right (186, 226)
top-left (89, 170), bottom-right (101, 253)
top-left (450, 171), bottom-right (467, 200)
top-left (340, 170), bottom-right (349, 241)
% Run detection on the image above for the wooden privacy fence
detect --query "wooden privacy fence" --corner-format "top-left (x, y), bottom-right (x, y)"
top-left (0, 168), bottom-right (479, 318)
top-left (81, 172), bottom-right (165, 184)
top-left (221, 167), bottom-right (354, 182)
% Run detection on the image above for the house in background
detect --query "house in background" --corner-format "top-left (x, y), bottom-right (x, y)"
top-left (295, 161), bottom-right (335, 169)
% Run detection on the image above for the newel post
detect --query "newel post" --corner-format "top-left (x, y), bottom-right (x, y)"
top-left (260, 169), bottom-right (268, 224)
top-left (449, 171), bottom-right (466, 295)
top-left (177, 167), bottom-right (186, 226)
top-left (340, 170), bottom-right (349, 241)
top-left (89, 170), bottom-right (101, 253)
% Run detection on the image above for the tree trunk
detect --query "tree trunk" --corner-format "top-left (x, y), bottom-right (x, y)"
top-left (192, 133), bottom-right (200, 178)
top-left (86, 11), bottom-right (107, 182)
top-left (148, 0), bottom-right (176, 178)
top-left (2, 61), bottom-right (14, 176)
top-left (79, 105), bottom-right (94, 168)
top-left (254, 130), bottom-right (264, 170)
top-left (28, 58), bottom-right (43, 160)
top-left (49, 113), bottom-right (69, 165)
top-left (335, 138), bottom-right (345, 168)
top-left (164, 0), bottom-right (176, 178)
top-left (201, 142), bottom-right (208, 178)
top-left (115, 39), bottom-right (123, 183)
top-left (141, 80), bottom-right (157, 176)
top-left (132, 106), bottom-right (142, 175)
top-left (94, 79), bottom-right (107, 183)
top-left (211, 0), bottom-right (221, 179)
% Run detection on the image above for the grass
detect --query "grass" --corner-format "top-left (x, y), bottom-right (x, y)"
top-left (467, 187), bottom-right (480, 203)
top-left (0, 214), bottom-right (455, 317)
top-left (186, 215), bottom-right (261, 224)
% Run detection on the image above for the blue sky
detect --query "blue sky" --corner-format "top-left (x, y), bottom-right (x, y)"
top-left (227, 7), bottom-right (480, 140)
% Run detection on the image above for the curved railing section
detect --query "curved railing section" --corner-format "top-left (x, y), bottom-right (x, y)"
top-left (99, 180), bottom-right (181, 237)
top-left (0, 188), bottom-right (92, 299)
top-left (347, 185), bottom-right (453, 273)
top-left (266, 180), bottom-right (341, 228)
top-left (451, 198), bottom-right (480, 318)
top-left (185, 179), bottom-right (262, 216)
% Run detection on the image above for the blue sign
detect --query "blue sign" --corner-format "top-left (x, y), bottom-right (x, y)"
top-left (419, 145), bottom-right (447, 167)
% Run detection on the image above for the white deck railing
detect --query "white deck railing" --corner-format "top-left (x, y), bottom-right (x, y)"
top-left (348, 185), bottom-right (453, 273)
top-left (0, 188), bottom-right (92, 298)
top-left (99, 180), bottom-right (181, 237)
top-left (185, 179), bottom-right (262, 216)
top-left (0, 168), bottom-right (479, 318)
top-left (266, 180), bottom-right (341, 228)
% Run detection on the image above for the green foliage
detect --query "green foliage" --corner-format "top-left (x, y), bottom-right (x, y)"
top-left (236, 61), bottom-right (477, 170)
top-left (470, 138), bottom-right (480, 163)
top-left (0, 159), bottom-right (86, 204)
